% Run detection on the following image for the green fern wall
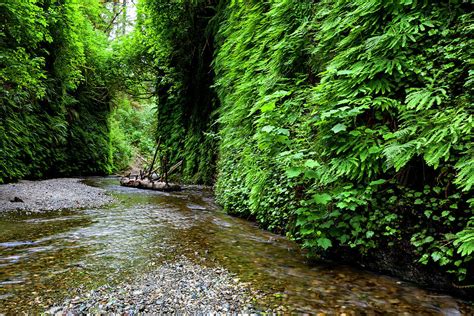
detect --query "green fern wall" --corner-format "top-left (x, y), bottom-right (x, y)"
top-left (135, 0), bottom-right (219, 184)
top-left (213, 0), bottom-right (473, 286)
top-left (0, 0), bottom-right (113, 182)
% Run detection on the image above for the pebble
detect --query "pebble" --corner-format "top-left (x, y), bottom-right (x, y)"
top-left (0, 178), bottom-right (114, 213)
top-left (47, 258), bottom-right (258, 314)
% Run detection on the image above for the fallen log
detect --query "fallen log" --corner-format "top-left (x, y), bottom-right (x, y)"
top-left (120, 177), bottom-right (181, 192)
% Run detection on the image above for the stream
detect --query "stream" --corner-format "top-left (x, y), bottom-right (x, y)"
top-left (0, 177), bottom-right (472, 314)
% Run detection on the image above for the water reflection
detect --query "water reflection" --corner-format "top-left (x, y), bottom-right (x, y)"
top-left (0, 177), bottom-right (472, 314)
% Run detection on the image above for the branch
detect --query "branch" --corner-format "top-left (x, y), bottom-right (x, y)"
top-left (105, 7), bottom-right (125, 34)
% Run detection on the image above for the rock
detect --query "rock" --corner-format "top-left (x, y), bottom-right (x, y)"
top-left (49, 258), bottom-right (257, 314)
top-left (45, 306), bottom-right (62, 314)
top-left (0, 178), bottom-right (113, 213)
top-left (10, 196), bottom-right (24, 203)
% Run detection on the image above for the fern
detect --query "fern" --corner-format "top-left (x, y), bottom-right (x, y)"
top-left (454, 219), bottom-right (474, 257)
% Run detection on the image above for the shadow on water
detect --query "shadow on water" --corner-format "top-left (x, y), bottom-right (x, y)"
top-left (0, 177), bottom-right (472, 314)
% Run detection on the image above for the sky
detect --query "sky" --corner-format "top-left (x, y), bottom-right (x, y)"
top-left (108, 0), bottom-right (137, 39)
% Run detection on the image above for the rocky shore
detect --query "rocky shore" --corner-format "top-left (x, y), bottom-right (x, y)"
top-left (47, 259), bottom-right (259, 314)
top-left (0, 178), bottom-right (113, 213)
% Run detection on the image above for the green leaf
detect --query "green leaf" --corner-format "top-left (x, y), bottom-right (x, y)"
top-left (276, 128), bottom-right (290, 136)
top-left (431, 252), bottom-right (442, 262)
top-left (423, 236), bottom-right (434, 243)
top-left (304, 169), bottom-right (318, 179)
top-left (261, 102), bottom-right (275, 112)
top-left (339, 234), bottom-right (350, 243)
top-left (369, 179), bottom-right (386, 186)
top-left (331, 123), bottom-right (347, 134)
top-left (419, 253), bottom-right (429, 264)
top-left (317, 237), bottom-right (332, 250)
top-left (304, 159), bottom-right (320, 168)
top-left (313, 193), bottom-right (332, 205)
top-left (261, 125), bottom-right (275, 133)
top-left (286, 167), bottom-right (303, 178)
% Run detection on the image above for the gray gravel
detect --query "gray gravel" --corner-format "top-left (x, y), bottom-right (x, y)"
top-left (0, 178), bottom-right (113, 213)
top-left (48, 259), bottom-right (261, 314)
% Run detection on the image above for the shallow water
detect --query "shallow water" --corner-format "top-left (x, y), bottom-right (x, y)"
top-left (0, 177), bottom-right (472, 314)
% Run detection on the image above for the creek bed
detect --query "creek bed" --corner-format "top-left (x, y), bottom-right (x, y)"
top-left (0, 177), bottom-right (472, 314)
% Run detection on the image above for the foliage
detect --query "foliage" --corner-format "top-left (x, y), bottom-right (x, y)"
top-left (0, 0), bottom-right (114, 181)
top-left (109, 94), bottom-right (157, 172)
top-left (0, 0), bottom-right (154, 181)
top-left (213, 0), bottom-right (473, 283)
top-left (122, 0), bottom-right (473, 283)
top-left (132, 0), bottom-right (220, 184)
top-left (2, 0), bottom-right (472, 287)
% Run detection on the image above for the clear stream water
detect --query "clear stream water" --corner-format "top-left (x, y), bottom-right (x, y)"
top-left (0, 177), bottom-right (472, 314)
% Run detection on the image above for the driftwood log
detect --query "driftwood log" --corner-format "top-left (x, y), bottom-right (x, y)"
top-left (120, 177), bottom-right (181, 192)
top-left (122, 139), bottom-right (182, 191)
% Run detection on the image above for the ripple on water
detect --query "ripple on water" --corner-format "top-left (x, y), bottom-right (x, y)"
top-left (23, 215), bottom-right (84, 224)
top-left (0, 278), bottom-right (25, 285)
top-left (0, 294), bottom-right (14, 300)
top-left (0, 241), bottom-right (37, 248)
top-left (186, 203), bottom-right (207, 210)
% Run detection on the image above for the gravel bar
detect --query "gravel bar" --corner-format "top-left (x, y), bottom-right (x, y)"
top-left (48, 259), bottom-right (260, 314)
top-left (0, 178), bottom-right (113, 213)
